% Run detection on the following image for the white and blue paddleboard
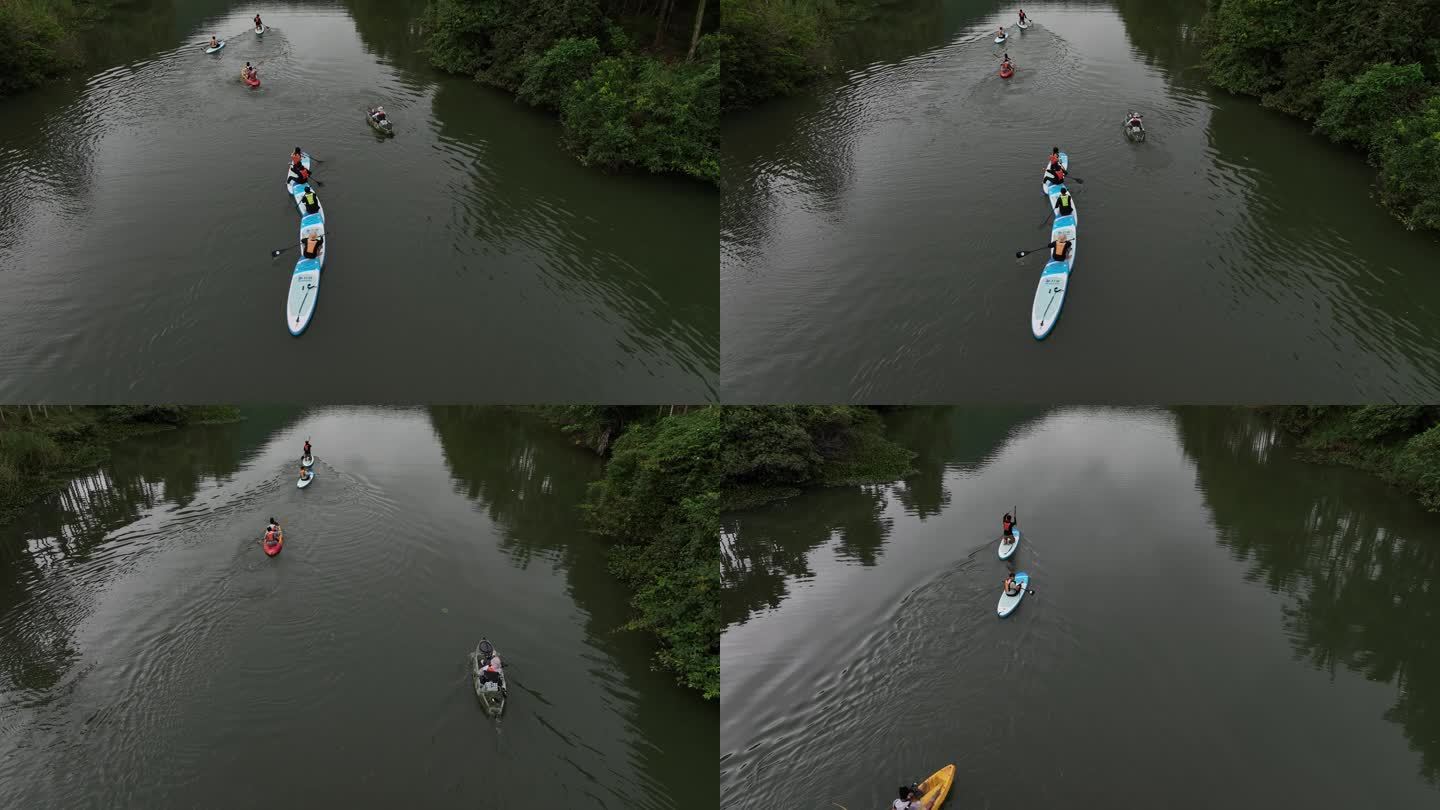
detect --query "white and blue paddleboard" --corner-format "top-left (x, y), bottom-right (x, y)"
top-left (286, 153), bottom-right (317, 215)
top-left (204, 41), bottom-right (225, 54)
top-left (997, 572), bottom-right (1029, 617)
top-left (995, 33), bottom-right (1007, 43)
top-left (297, 469), bottom-right (315, 489)
top-left (1032, 152), bottom-right (1076, 340)
top-left (287, 212), bottom-right (325, 335)
top-left (998, 527), bottom-right (1021, 560)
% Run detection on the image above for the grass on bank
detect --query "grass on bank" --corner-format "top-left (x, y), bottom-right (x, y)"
top-left (1268, 406), bottom-right (1440, 510)
top-left (0, 405), bottom-right (241, 526)
top-left (0, 0), bottom-right (120, 97)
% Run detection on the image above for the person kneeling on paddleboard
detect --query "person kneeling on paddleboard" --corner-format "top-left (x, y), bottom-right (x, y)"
top-left (301, 234), bottom-right (324, 260)
top-left (1004, 574), bottom-right (1022, 597)
top-left (1046, 165), bottom-right (1067, 186)
top-left (1047, 233), bottom-right (1073, 261)
top-left (1054, 186), bottom-right (1073, 215)
top-left (298, 466), bottom-right (310, 482)
top-left (208, 36), bottom-right (220, 49)
top-left (894, 785), bottom-right (934, 810)
top-left (996, 27), bottom-right (1006, 39)
top-left (300, 187), bottom-right (321, 215)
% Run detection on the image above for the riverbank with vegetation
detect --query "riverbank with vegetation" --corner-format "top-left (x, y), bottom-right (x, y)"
top-left (1268, 406), bottom-right (1440, 509)
top-left (424, 0), bottom-right (719, 183)
top-left (720, 0), bottom-right (898, 111)
top-left (0, 406), bottom-right (242, 526)
top-left (530, 405), bottom-right (914, 699)
top-left (1203, 1), bottom-right (1440, 231)
top-left (0, 0), bottom-right (116, 97)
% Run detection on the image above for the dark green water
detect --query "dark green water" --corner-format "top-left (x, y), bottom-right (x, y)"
top-left (721, 407), bottom-right (1440, 808)
top-left (0, 1), bottom-right (717, 401)
top-left (721, 0), bottom-right (1440, 401)
top-left (0, 407), bottom-right (716, 806)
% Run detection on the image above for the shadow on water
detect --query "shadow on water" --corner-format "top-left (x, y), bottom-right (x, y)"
top-left (721, 407), bottom-right (1440, 807)
top-left (720, 407), bottom-right (1049, 629)
top-left (0, 406), bottom-right (713, 807)
top-left (1175, 408), bottom-right (1440, 784)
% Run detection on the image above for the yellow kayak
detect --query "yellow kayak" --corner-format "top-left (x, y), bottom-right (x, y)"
top-left (916, 764), bottom-right (955, 809)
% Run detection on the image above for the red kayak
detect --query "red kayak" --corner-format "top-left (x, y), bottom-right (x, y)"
top-left (263, 530), bottom-right (283, 556)
top-left (1000, 64), bottom-right (1014, 79)
top-left (243, 73), bottom-right (260, 88)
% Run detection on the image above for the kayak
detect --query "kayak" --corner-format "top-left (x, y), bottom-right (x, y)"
top-left (1124, 118), bottom-right (1147, 142)
top-left (997, 572), bottom-right (1030, 618)
top-left (242, 73), bottom-right (260, 88)
top-left (297, 469), bottom-right (315, 488)
top-left (470, 639), bottom-right (507, 717)
top-left (998, 527), bottom-right (1021, 559)
top-left (300, 455), bottom-right (314, 468)
top-left (1032, 152), bottom-right (1076, 340)
top-left (916, 765), bottom-right (956, 810)
top-left (1000, 64), bottom-right (1014, 79)
top-left (263, 530), bottom-right (283, 557)
top-left (288, 212), bottom-right (325, 335)
top-left (204, 41), bottom-right (225, 54)
top-left (366, 110), bottom-right (395, 137)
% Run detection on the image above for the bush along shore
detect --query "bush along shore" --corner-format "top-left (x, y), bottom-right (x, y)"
top-left (1203, 0), bottom-right (1440, 231)
top-left (0, 0), bottom-right (118, 97)
top-left (1267, 406), bottom-right (1440, 509)
top-left (425, 0), bottom-right (719, 183)
top-left (719, 0), bottom-right (901, 111)
top-left (534, 405), bottom-right (914, 699)
top-left (0, 405), bottom-right (242, 526)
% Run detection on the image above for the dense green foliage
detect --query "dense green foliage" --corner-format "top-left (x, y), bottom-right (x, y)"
top-left (1203, 0), bottom-right (1440, 229)
top-left (718, 0), bottom-right (894, 110)
top-left (425, 0), bottom-right (719, 182)
top-left (1269, 406), bottom-right (1440, 509)
top-left (583, 406), bottom-right (721, 698)
top-left (0, 0), bottom-right (116, 97)
top-left (0, 405), bottom-right (240, 524)
top-left (552, 405), bottom-right (912, 699)
top-left (719, 405), bottom-right (916, 509)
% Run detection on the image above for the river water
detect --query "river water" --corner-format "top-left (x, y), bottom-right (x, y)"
top-left (720, 407), bottom-right (1440, 808)
top-left (721, 0), bottom-right (1440, 401)
top-left (0, 407), bottom-right (716, 806)
top-left (0, 0), bottom-right (717, 401)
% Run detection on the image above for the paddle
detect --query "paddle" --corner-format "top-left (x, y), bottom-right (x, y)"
top-left (1015, 238), bottom-right (1074, 259)
top-left (271, 233), bottom-right (327, 258)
